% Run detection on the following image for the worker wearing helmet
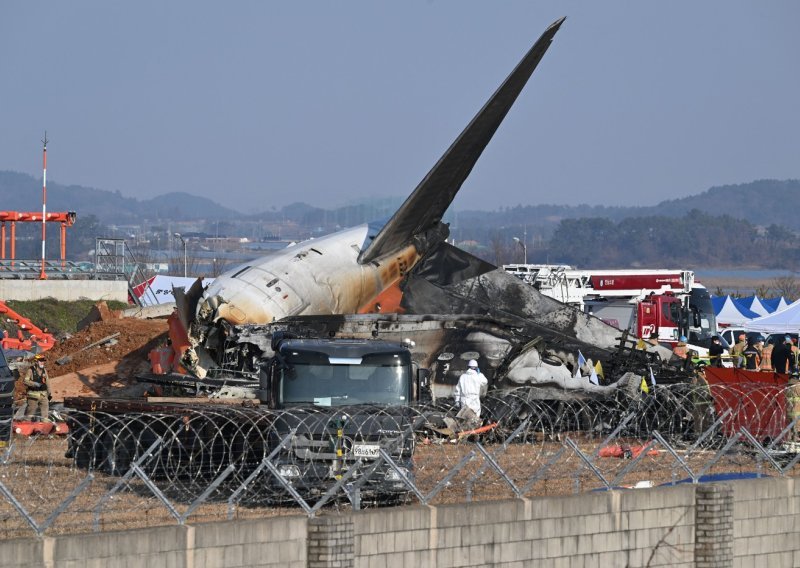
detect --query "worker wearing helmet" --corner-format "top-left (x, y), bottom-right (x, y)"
top-left (742, 337), bottom-right (761, 370)
top-left (731, 333), bottom-right (747, 368)
top-left (453, 359), bottom-right (488, 429)
top-left (22, 355), bottom-right (51, 422)
top-left (672, 336), bottom-right (689, 360)
top-left (788, 370), bottom-right (800, 442)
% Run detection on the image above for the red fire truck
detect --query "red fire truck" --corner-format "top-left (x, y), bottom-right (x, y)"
top-left (502, 264), bottom-right (717, 347)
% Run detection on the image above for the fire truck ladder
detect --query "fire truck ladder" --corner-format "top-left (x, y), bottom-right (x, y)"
top-left (94, 238), bottom-right (157, 307)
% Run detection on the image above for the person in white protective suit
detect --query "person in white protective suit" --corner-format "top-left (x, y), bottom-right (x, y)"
top-left (454, 359), bottom-right (488, 429)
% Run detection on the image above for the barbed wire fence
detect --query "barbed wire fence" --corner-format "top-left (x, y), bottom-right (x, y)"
top-left (1, 382), bottom-right (799, 539)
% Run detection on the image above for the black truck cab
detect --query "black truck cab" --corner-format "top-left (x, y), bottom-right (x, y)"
top-left (260, 337), bottom-right (417, 408)
top-left (259, 336), bottom-right (420, 504)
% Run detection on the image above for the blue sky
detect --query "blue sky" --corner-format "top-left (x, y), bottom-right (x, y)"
top-left (1, 2), bottom-right (798, 213)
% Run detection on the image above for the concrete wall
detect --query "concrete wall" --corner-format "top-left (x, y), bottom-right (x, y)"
top-left (1, 478), bottom-right (800, 567)
top-left (0, 279), bottom-right (128, 302)
top-left (0, 516), bottom-right (308, 568)
top-left (733, 477), bottom-right (800, 568)
top-left (352, 487), bottom-right (696, 568)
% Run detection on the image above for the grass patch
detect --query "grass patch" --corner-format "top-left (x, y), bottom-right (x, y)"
top-left (2, 299), bottom-right (129, 337)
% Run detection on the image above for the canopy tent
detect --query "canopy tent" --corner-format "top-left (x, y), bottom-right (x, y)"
top-left (762, 297), bottom-right (790, 313)
top-left (714, 295), bottom-right (760, 326)
top-left (744, 299), bottom-right (800, 333)
top-left (737, 296), bottom-right (771, 317)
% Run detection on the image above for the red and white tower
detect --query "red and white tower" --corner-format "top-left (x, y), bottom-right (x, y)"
top-left (39, 132), bottom-right (48, 280)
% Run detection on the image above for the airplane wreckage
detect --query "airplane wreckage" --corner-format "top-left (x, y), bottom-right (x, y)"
top-left (167, 15), bottom-right (691, 399)
top-left (64, 19), bottom-right (705, 497)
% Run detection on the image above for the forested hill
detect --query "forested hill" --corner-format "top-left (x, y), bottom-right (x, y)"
top-left (453, 179), bottom-right (800, 236)
top-left (656, 179), bottom-right (800, 229)
top-left (0, 171), bottom-right (241, 223)
top-left (1, 169), bottom-right (798, 234)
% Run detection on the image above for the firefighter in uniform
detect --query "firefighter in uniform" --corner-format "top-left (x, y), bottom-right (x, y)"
top-left (742, 339), bottom-right (761, 371)
top-left (671, 336), bottom-right (690, 371)
top-left (760, 339), bottom-right (774, 372)
top-left (731, 333), bottom-right (747, 368)
top-left (690, 355), bottom-right (712, 433)
top-left (672, 336), bottom-right (689, 359)
top-left (787, 371), bottom-right (800, 442)
top-left (22, 354), bottom-right (50, 422)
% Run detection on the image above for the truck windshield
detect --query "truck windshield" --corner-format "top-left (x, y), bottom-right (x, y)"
top-left (688, 287), bottom-right (717, 343)
top-left (280, 363), bottom-right (411, 407)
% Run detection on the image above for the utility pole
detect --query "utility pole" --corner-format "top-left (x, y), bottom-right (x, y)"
top-left (513, 227), bottom-right (528, 265)
top-left (39, 132), bottom-right (48, 280)
top-left (174, 232), bottom-right (187, 277)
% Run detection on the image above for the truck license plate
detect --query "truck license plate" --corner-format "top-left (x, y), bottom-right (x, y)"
top-left (352, 444), bottom-right (380, 458)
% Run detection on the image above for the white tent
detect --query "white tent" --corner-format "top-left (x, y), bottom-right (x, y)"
top-left (739, 296), bottom-right (771, 317)
top-left (762, 296), bottom-right (791, 313)
top-left (715, 295), bottom-right (760, 326)
top-left (744, 299), bottom-right (800, 333)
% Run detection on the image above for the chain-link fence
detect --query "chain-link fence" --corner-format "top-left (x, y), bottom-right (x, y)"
top-left (1, 382), bottom-right (799, 539)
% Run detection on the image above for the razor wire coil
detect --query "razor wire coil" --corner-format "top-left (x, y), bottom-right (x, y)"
top-left (1, 382), bottom-right (799, 537)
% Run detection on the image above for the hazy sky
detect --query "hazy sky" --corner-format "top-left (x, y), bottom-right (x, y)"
top-left (2, 2), bottom-right (798, 214)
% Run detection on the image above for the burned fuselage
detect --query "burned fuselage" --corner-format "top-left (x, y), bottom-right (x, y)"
top-left (214, 310), bottom-right (678, 404)
top-left (172, 17), bottom-right (691, 395)
top-left (179, 18), bottom-right (567, 378)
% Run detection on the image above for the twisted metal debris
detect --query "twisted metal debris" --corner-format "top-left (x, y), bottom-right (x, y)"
top-left (1, 382), bottom-right (799, 538)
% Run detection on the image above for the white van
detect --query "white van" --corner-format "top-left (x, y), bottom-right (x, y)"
top-left (719, 328), bottom-right (746, 347)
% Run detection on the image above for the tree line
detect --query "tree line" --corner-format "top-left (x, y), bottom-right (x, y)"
top-left (457, 209), bottom-right (800, 271)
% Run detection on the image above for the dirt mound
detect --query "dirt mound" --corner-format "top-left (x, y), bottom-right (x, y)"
top-left (45, 318), bottom-right (169, 375)
top-left (14, 318), bottom-right (171, 402)
top-left (75, 300), bottom-right (123, 331)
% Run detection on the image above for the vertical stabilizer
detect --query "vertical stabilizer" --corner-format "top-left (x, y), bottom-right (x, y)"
top-left (358, 17), bottom-right (565, 264)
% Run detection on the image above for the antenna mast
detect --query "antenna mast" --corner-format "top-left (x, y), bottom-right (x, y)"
top-left (39, 132), bottom-right (48, 280)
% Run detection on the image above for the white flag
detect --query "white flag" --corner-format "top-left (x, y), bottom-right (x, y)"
top-left (649, 367), bottom-right (657, 388)
top-left (574, 350), bottom-right (586, 379)
top-left (589, 366), bottom-right (600, 386)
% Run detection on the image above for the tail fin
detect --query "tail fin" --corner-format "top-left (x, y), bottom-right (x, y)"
top-left (358, 17), bottom-right (565, 264)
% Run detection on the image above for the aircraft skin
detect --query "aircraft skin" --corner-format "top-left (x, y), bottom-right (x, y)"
top-left (185, 17), bottom-right (566, 375)
top-left (199, 224), bottom-right (422, 326)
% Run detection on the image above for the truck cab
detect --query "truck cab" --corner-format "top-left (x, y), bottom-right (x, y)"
top-left (259, 337), bottom-right (418, 408)
top-left (260, 336), bottom-right (421, 504)
top-left (635, 287), bottom-right (717, 347)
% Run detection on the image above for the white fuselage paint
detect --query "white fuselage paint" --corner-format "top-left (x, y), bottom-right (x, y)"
top-left (199, 224), bottom-right (419, 326)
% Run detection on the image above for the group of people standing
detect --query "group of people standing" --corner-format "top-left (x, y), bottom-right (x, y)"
top-left (728, 333), bottom-right (799, 373)
top-left (671, 332), bottom-right (800, 374)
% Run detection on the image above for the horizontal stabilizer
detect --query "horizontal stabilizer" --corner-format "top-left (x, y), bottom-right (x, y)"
top-left (358, 17), bottom-right (565, 264)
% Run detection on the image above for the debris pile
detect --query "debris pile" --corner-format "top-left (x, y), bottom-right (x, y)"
top-left (14, 317), bottom-right (169, 403)
top-left (45, 319), bottom-right (168, 375)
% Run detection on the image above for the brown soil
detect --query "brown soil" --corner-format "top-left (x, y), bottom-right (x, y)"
top-left (15, 318), bottom-right (169, 403)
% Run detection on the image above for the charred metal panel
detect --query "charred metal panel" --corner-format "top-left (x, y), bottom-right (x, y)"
top-left (174, 277), bottom-right (207, 331)
top-left (401, 243), bottom-right (622, 350)
top-left (232, 313), bottom-right (614, 395)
